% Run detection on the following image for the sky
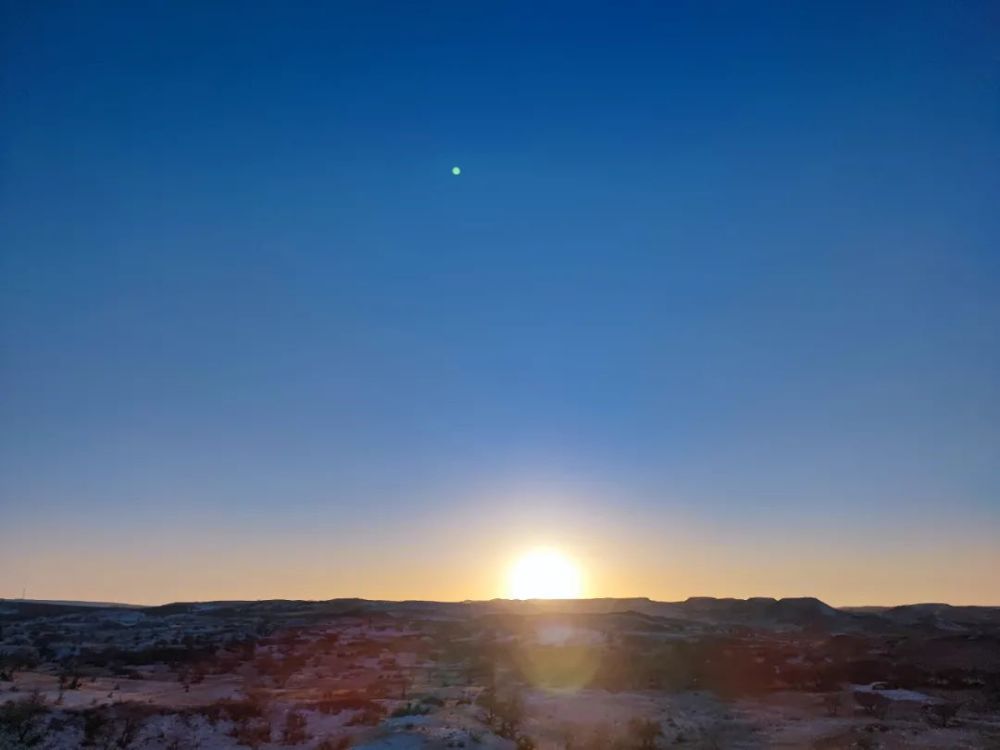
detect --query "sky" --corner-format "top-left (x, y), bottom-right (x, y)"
top-left (1, 1), bottom-right (998, 606)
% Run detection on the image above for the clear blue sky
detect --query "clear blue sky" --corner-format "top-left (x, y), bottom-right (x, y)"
top-left (1, 1), bottom-right (998, 604)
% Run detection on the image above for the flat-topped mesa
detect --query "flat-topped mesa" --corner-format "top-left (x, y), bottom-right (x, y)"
top-left (672, 596), bottom-right (839, 626)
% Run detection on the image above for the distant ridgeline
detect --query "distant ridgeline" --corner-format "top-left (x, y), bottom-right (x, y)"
top-left (3, 595), bottom-right (998, 633)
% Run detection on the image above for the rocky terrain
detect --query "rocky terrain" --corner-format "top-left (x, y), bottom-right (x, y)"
top-left (1, 597), bottom-right (999, 748)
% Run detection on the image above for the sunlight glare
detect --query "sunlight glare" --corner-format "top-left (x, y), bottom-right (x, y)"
top-left (508, 548), bottom-right (583, 599)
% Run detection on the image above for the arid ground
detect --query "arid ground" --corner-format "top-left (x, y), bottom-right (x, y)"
top-left (2, 597), bottom-right (1000, 748)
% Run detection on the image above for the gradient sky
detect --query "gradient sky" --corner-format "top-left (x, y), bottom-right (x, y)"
top-left (2, 1), bottom-right (998, 606)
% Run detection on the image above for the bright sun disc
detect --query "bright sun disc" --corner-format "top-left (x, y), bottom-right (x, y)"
top-left (508, 548), bottom-right (582, 599)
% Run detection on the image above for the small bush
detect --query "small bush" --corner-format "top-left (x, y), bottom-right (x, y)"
top-left (854, 691), bottom-right (890, 719)
top-left (231, 717), bottom-right (271, 748)
top-left (627, 717), bottom-right (663, 750)
top-left (823, 692), bottom-right (843, 717)
top-left (390, 702), bottom-right (431, 718)
top-left (313, 696), bottom-right (377, 715)
top-left (922, 701), bottom-right (962, 728)
top-left (199, 697), bottom-right (265, 725)
top-left (346, 703), bottom-right (386, 726)
top-left (282, 710), bottom-right (309, 744)
top-left (0, 694), bottom-right (49, 747)
top-left (78, 704), bottom-right (151, 749)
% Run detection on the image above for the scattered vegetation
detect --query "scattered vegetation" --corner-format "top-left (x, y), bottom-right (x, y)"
top-left (0, 693), bottom-right (49, 747)
top-left (1, 597), bottom-right (999, 747)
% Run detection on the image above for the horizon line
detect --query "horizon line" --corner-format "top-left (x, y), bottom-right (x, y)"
top-left (5, 595), bottom-right (999, 610)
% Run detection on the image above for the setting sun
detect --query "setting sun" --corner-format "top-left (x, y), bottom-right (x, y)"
top-left (508, 548), bottom-right (583, 599)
